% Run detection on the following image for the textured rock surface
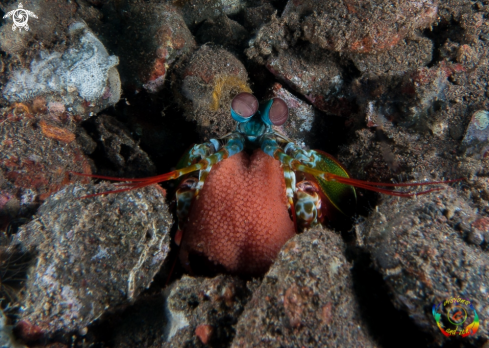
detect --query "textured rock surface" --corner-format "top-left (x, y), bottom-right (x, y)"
top-left (195, 14), bottom-right (248, 49)
top-left (462, 110), bottom-right (489, 158)
top-left (2, 22), bottom-right (120, 119)
top-left (350, 35), bottom-right (433, 76)
top-left (106, 275), bottom-right (251, 348)
top-left (0, 110), bottom-right (91, 231)
top-left (247, 21), bottom-right (346, 115)
top-left (169, 0), bottom-right (246, 29)
top-left (286, 0), bottom-right (437, 54)
top-left (160, 275), bottom-right (251, 347)
top-left (0, 308), bottom-right (25, 348)
top-left (0, 0), bottom-right (95, 55)
top-left (85, 115), bottom-right (156, 178)
top-left (231, 227), bottom-right (377, 347)
top-left (178, 45), bottom-right (251, 139)
top-left (267, 83), bottom-right (320, 145)
top-left (13, 183), bottom-right (172, 335)
top-left (95, 2), bottom-right (195, 93)
top-left (357, 188), bottom-right (489, 344)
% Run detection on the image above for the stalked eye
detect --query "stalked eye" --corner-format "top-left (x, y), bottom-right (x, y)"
top-left (260, 98), bottom-right (289, 126)
top-left (268, 98), bottom-right (288, 126)
top-left (231, 92), bottom-right (258, 123)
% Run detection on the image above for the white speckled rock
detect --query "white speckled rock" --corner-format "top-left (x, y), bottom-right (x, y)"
top-left (2, 22), bottom-right (120, 119)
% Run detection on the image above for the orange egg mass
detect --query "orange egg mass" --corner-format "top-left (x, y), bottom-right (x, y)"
top-left (180, 149), bottom-right (296, 275)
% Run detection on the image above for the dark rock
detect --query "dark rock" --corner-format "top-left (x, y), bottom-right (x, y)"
top-left (288, 0), bottom-right (437, 54)
top-left (178, 45), bottom-right (251, 139)
top-left (0, 0), bottom-right (81, 54)
top-left (247, 20), bottom-right (345, 115)
top-left (350, 35), bottom-right (433, 76)
top-left (13, 182), bottom-right (172, 336)
top-left (243, 3), bottom-right (275, 33)
top-left (231, 227), bottom-right (377, 347)
top-left (358, 188), bottom-right (488, 343)
top-left (462, 110), bottom-right (489, 158)
top-left (111, 275), bottom-right (250, 347)
top-left (168, 0), bottom-right (246, 29)
top-left (196, 14), bottom-right (248, 49)
top-left (161, 275), bottom-right (251, 347)
top-left (95, 2), bottom-right (195, 93)
top-left (89, 115), bottom-right (156, 178)
top-left (74, 126), bottom-right (97, 156)
top-left (0, 110), bottom-right (92, 230)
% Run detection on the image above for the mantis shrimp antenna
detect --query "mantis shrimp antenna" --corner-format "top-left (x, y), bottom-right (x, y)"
top-left (69, 133), bottom-right (245, 199)
top-left (261, 137), bottom-right (463, 198)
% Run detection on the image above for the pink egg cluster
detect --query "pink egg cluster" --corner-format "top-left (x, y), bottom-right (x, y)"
top-left (181, 150), bottom-right (296, 275)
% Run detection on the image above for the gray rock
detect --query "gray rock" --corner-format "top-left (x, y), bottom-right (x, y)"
top-left (350, 36), bottom-right (433, 76)
top-left (267, 83), bottom-right (319, 145)
top-left (358, 188), bottom-right (489, 344)
top-left (88, 115), bottom-right (156, 178)
top-left (110, 275), bottom-right (251, 347)
top-left (178, 45), bottom-right (251, 139)
top-left (462, 110), bottom-right (489, 158)
top-left (95, 2), bottom-right (195, 93)
top-left (13, 182), bottom-right (172, 335)
top-left (0, 309), bottom-right (25, 348)
top-left (231, 227), bottom-right (377, 347)
top-left (2, 22), bottom-right (121, 119)
top-left (169, 0), bottom-right (245, 29)
top-left (0, 110), bottom-right (92, 221)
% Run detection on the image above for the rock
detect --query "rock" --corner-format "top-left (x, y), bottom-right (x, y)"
top-left (350, 61), bottom-right (467, 130)
top-left (2, 22), bottom-right (121, 120)
top-left (472, 217), bottom-right (489, 244)
top-left (462, 110), bottom-right (489, 158)
top-left (231, 227), bottom-right (376, 347)
top-left (403, 62), bottom-right (466, 127)
top-left (101, 294), bottom-right (167, 348)
top-left (0, 228), bottom-right (33, 313)
top-left (0, 110), bottom-right (92, 229)
top-left (179, 45), bottom-right (251, 139)
top-left (85, 115), bottom-right (156, 178)
top-left (0, 0), bottom-right (82, 55)
top-left (169, 0), bottom-right (245, 29)
top-left (267, 83), bottom-right (319, 145)
top-left (0, 308), bottom-right (26, 348)
top-left (337, 126), bottom-right (454, 186)
top-left (243, 3), bottom-right (276, 33)
top-left (195, 14), bottom-right (248, 49)
top-left (13, 183), bottom-right (172, 336)
top-left (247, 22), bottom-right (346, 115)
top-left (96, 2), bottom-right (195, 93)
top-left (265, 45), bottom-right (343, 115)
top-left (288, 0), bottom-right (437, 54)
top-left (109, 275), bottom-right (250, 347)
top-left (161, 275), bottom-right (250, 347)
top-left (74, 126), bottom-right (97, 156)
top-left (358, 188), bottom-right (489, 344)
top-left (350, 35), bottom-right (433, 76)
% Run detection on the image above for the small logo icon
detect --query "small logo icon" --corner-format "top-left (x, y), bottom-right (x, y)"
top-left (432, 297), bottom-right (480, 337)
top-left (3, 3), bottom-right (38, 32)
